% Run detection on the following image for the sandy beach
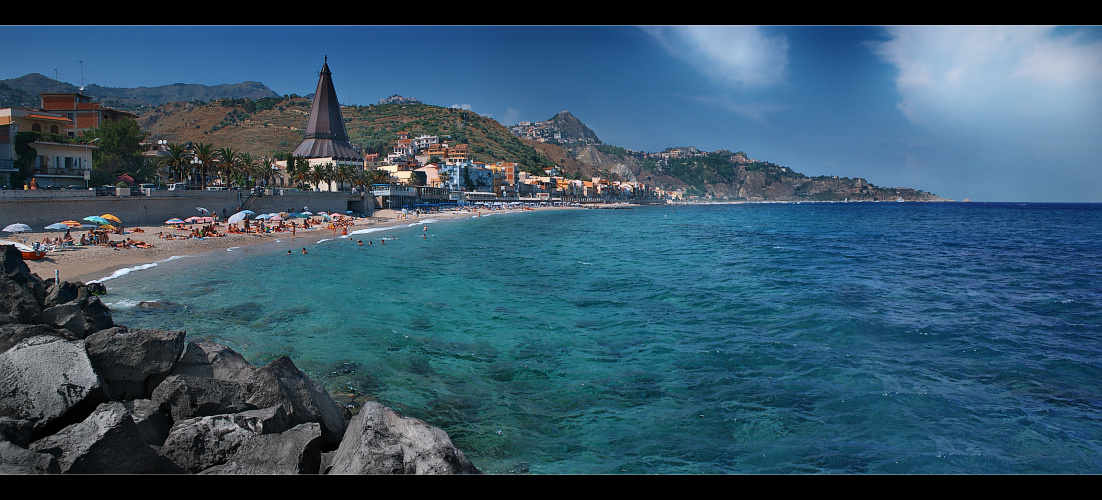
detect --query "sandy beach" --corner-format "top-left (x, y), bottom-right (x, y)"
top-left (19, 207), bottom-right (573, 285)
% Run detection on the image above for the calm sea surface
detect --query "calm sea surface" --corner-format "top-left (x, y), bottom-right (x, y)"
top-left (103, 202), bottom-right (1102, 474)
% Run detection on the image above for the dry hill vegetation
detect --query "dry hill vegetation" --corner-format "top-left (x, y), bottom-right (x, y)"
top-left (134, 97), bottom-right (946, 201)
top-left (138, 99), bottom-right (561, 176)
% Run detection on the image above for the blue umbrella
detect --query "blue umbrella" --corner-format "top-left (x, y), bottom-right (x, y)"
top-left (84, 216), bottom-right (109, 225)
top-left (45, 223), bottom-right (70, 231)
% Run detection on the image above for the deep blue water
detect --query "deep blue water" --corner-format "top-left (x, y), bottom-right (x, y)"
top-left (103, 202), bottom-right (1102, 474)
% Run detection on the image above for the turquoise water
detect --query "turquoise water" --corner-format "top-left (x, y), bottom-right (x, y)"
top-left (103, 202), bottom-right (1102, 474)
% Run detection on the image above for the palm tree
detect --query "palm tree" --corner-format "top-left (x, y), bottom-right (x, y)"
top-left (290, 157), bottom-right (311, 190)
top-left (237, 152), bottom-right (258, 188)
top-left (216, 147), bottom-right (239, 187)
top-left (322, 162), bottom-right (336, 192)
top-left (336, 164), bottom-right (354, 192)
top-left (159, 143), bottom-right (191, 183)
top-left (310, 162), bottom-right (326, 191)
top-left (260, 157), bottom-right (276, 187)
top-left (192, 142), bottom-right (216, 190)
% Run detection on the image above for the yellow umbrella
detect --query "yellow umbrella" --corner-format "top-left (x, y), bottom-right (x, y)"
top-left (101, 214), bottom-right (122, 224)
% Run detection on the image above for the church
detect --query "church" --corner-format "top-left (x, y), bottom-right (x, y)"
top-left (276, 58), bottom-right (364, 191)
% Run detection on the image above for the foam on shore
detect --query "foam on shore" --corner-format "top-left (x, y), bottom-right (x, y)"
top-left (89, 254), bottom-right (192, 284)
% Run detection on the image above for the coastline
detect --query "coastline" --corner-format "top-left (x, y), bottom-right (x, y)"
top-left (23, 207), bottom-right (573, 285)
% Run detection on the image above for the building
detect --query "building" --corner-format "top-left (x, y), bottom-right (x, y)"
top-left (1, 108), bottom-right (96, 188)
top-left (287, 57), bottom-right (363, 191)
top-left (38, 92), bottom-right (138, 137)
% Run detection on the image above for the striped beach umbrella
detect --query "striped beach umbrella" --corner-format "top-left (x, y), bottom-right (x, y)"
top-left (60, 220), bottom-right (83, 228)
top-left (165, 218), bottom-right (186, 225)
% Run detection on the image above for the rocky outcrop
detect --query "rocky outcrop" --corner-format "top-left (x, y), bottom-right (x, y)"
top-left (0, 245), bottom-right (481, 474)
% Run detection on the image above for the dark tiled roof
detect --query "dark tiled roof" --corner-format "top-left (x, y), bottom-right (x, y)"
top-left (293, 58), bottom-right (362, 160)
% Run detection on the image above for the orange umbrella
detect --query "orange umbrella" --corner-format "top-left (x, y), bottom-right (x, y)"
top-left (59, 220), bottom-right (83, 228)
top-left (100, 214), bottom-right (122, 224)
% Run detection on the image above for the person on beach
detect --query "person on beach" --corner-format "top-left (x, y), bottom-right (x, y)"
top-left (302, 248), bottom-right (308, 254)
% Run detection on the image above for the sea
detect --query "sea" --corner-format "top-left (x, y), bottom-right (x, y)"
top-left (99, 202), bottom-right (1102, 474)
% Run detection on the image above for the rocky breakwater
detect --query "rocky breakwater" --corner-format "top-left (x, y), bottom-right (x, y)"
top-left (0, 246), bottom-right (481, 474)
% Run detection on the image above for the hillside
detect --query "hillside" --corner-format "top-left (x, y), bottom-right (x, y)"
top-left (137, 99), bottom-right (561, 175)
top-left (1, 73), bottom-right (279, 109)
top-left (5, 72), bottom-right (946, 201)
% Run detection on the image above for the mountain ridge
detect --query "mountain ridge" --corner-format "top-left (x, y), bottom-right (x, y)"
top-left (2, 73), bottom-right (947, 201)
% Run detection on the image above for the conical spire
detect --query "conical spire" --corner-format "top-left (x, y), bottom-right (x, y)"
top-left (293, 57), bottom-right (362, 160)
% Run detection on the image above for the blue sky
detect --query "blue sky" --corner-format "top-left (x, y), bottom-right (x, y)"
top-left (4, 25), bottom-right (1100, 202)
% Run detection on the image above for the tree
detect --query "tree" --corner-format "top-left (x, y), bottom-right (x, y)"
top-left (259, 157), bottom-right (277, 187)
top-left (159, 143), bottom-right (192, 183)
top-left (84, 117), bottom-right (145, 182)
top-left (336, 164), bottom-right (354, 191)
top-left (216, 147), bottom-right (239, 187)
top-left (192, 142), bottom-right (216, 190)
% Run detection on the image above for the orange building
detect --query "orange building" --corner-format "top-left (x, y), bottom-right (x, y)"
top-left (38, 92), bottom-right (137, 137)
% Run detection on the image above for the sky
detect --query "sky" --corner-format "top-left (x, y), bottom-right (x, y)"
top-left (4, 25), bottom-right (1100, 202)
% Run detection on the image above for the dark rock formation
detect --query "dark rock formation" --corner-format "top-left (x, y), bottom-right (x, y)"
top-left (0, 245), bottom-right (482, 474)
top-left (327, 402), bottom-right (480, 474)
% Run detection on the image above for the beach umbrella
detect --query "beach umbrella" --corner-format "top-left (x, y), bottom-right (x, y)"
top-left (227, 211), bottom-right (250, 224)
top-left (254, 214), bottom-right (272, 220)
top-left (3, 223), bottom-right (32, 234)
top-left (100, 214), bottom-right (122, 225)
top-left (165, 218), bottom-right (186, 225)
top-left (45, 223), bottom-right (70, 231)
top-left (59, 220), bottom-right (83, 228)
top-left (197, 207), bottom-right (210, 214)
top-left (84, 216), bottom-right (109, 225)
top-left (185, 216), bottom-right (202, 223)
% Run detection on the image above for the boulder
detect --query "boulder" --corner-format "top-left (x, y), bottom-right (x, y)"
top-left (0, 273), bottom-right (42, 326)
top-left (326, 402), bottom-right (481, 474)
top-left (0, 437), bottom-right (60, 474)
top-left (0, 245), bottom-right (38, 285)
top-left (40, 302), bottom-right (87, 337)
top-left (84, 326), bottom-right (186, 400)
top-left (200, 422), bottom-right (322, 474)
top-left (121, 399), bottom-right (173, 447)
top-left (78, 296), bottom-right (113, 334)
top-left (0, 323), bottom-right (78, 353)
top-left (151, 374), bottom-right (258, 423)
top-left (168, 340), bottom-right (257, 383)
top-left (44, 281), bottom-right (80, 308)
top-left (246, 356), bottom-right (349, 447)
top-left (29, 401), bottom-right (182, 474)
top-left (0, 335), bottom-right (107, 439)
top-left (159, 405), bottom-right (289, 473)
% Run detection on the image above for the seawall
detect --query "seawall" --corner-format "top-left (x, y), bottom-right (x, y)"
top-left (0, 190), bottom-right (373, 229)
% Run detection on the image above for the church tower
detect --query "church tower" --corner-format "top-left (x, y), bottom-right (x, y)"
top-left (292, 57), bottom-right (362, 161)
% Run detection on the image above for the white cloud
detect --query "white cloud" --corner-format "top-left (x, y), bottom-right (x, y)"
top-left (867, 26), bottom-right (1102, 136)
top-left (641, 25), bottom-right (789, 89)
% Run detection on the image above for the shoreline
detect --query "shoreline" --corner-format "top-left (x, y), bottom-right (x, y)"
top-left (23, 207), bottom-right (574, 285)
